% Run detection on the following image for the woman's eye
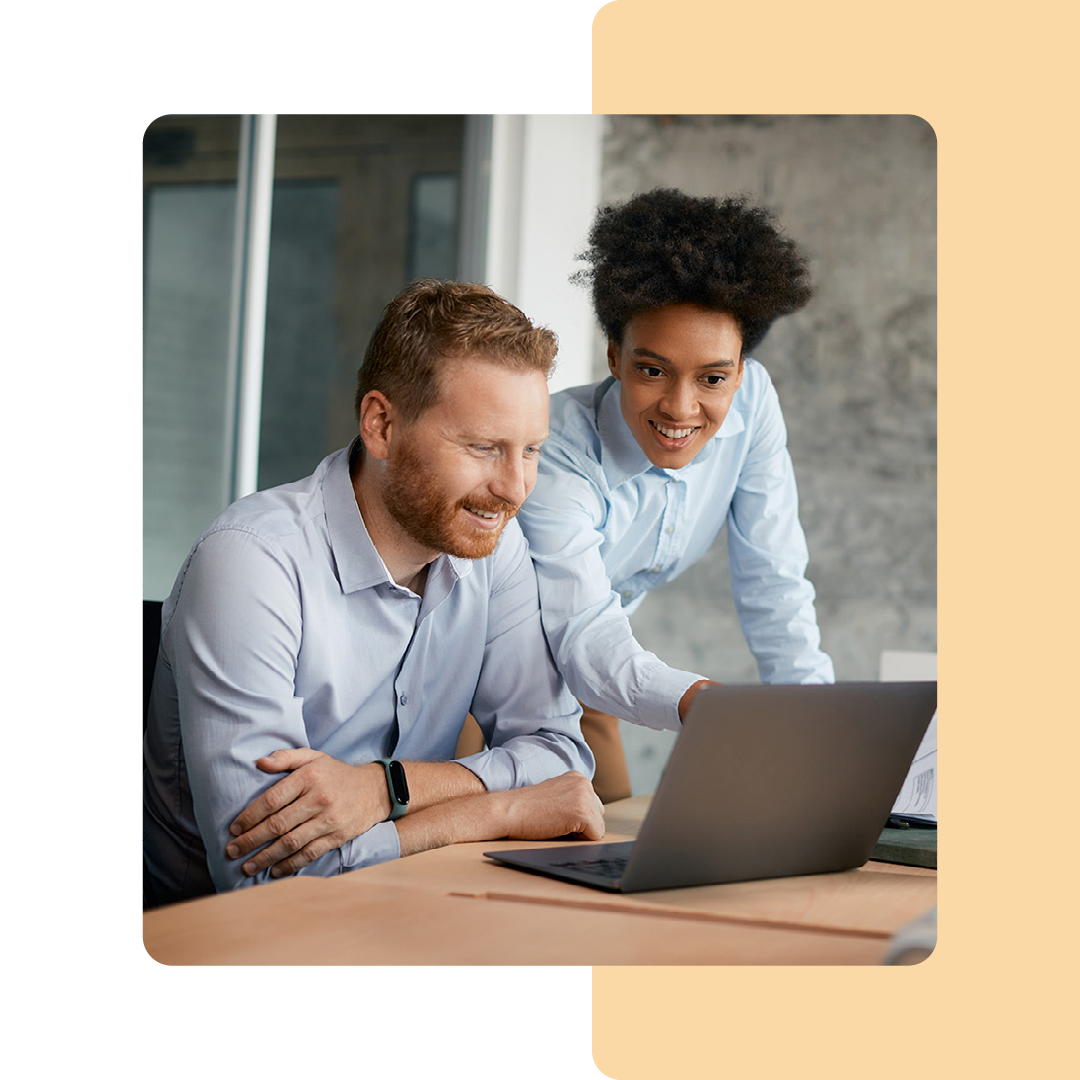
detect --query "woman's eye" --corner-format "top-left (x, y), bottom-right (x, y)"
top-left (640, 366), bottom-right (663, 378)
top-left (704, 374), bottom-right (725, 386)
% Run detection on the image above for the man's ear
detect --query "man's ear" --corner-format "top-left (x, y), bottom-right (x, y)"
top-left (606, 338), bottom-right (622, 380)
top-left (358, 390), bottom-right (396, 461)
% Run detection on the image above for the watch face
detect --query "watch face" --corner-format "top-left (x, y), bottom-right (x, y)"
top-left (387, 759), bottom-right (410, 805)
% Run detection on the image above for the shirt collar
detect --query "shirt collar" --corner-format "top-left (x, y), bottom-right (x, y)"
top-left (324, 445), bottom-right (472, 595)
top-left (595, 377), bottom-right (747, 488)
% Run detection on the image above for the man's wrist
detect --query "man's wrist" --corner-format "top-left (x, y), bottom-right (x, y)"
top-left (361, 761), bottom-right (393, 820)
top-left (678, 679), bottom-right (718, 723)
top-left (386, 759), bottom-right (487, 814)
top-left (394, 790), bottom-right (504, 858)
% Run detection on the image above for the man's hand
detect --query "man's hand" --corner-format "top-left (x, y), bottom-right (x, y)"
top-left (226, 749), bottom-right (390, 878)
top-left (678, 678), bottom-right (721, 723)
top-left (497, 771), bottom-right (606, 842)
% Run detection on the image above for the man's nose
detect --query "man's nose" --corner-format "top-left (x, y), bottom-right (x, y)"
top-left (491, 456), bottom-right (530, 507)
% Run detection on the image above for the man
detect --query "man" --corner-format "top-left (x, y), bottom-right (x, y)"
top-left (144, 280), bottom-right (602, 908)
top-left (515, 189), bottom-right (835, 801)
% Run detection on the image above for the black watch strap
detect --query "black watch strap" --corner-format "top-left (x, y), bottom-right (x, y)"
top-left (378, 758), bottom-right (410, 821)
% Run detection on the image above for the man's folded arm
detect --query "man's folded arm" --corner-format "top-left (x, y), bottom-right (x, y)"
top-left (225, 752), bottom-right (490, 879)
top-left (395, 772), bottom-right (605, 856)
top-left (171, 526), bottom-right (599, 891)
top-left (169, 530), bottom-right (483, 892)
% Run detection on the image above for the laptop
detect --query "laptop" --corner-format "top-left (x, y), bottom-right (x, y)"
top-left (484, 681), bottom-right (936, 892)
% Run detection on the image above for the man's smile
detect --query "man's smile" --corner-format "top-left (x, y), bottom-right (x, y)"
top-left (463, 504), bottom-right (504, 528)
top-left (459, 495), bottom-right (520, 532)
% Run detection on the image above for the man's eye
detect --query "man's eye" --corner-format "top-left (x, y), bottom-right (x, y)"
top-left (704, 374), bottom-right (725, 386)
top-left (524, 445), bottom-right (542, 457)
top-left (640, 366), bottom-right (663, 378)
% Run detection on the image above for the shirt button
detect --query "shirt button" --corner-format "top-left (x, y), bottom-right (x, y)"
top-left (622, 590), bottom-right (632, 600)
top-left (651, 566), bottom-right (661, 573)
top-left (665, 526), bottom-right (674, 535)
top-left (399, 694), bottom-right (408, 706)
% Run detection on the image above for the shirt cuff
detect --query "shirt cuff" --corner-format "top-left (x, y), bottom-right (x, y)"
top-left (456, 748), bottom-right (515, 792)
top-left (634, 665), bottom-right (709, 732)
top-left (339, 819), bottom-right (402, 870)
top-left (456, 723), bottom-right (596, 790)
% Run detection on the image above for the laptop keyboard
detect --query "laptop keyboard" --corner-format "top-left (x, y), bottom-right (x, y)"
top-left (550, 855), bottom-right (629, 879)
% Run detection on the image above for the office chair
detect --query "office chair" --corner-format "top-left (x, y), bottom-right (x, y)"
top-left (143, 599), bottom-right (164, 910)
top-left (143, 600), bottom-right (163, 731)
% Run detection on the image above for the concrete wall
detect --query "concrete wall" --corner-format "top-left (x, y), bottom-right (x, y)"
top-left (593, 116), bottom-right (937, 793)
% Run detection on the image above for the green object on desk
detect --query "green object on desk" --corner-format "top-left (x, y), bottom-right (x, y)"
top-left (872, 826), bottom-right (937, 869)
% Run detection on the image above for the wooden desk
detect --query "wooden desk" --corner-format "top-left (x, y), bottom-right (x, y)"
top-left (143, 795), bottom-right (935, 966)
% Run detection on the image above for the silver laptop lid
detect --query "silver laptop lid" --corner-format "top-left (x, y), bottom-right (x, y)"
top-left (619, 681), bottom-right (937, 891)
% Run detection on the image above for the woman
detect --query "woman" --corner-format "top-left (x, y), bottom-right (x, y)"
top-left (516, 188), bottom-right (835, 802)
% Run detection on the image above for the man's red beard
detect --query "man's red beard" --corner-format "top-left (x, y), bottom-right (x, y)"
top-left (382, 440), bottom-right (520, 560)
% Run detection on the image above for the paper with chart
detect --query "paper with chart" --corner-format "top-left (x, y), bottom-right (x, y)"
top-left (890, 712), bottom-right (936, 822)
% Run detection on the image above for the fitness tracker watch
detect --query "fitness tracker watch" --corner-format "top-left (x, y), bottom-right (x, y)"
top-left (378, 758), bottom-right (410, 821)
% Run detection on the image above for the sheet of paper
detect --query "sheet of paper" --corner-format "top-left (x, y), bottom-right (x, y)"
top-left (890, 712), bottom-right (937, 821)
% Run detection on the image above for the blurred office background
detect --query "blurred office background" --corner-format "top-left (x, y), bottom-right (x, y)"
top-left (144, 114), bottom-right (936, 793)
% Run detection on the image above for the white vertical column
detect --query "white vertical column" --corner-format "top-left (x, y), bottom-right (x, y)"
top-left (225, 114), bottom-right (277, 503)
top-left (484, 115), bottom-right (604, 393)
top-left (457, 116), bottom-right (493, 284)
top-left (483, 114), bottom-right (526, 303)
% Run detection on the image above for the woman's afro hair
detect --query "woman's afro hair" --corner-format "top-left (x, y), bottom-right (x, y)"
top-left (573, 188), bottom-right (813, 355)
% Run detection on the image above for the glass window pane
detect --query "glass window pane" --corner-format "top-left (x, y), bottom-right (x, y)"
top-left (143, 184), bottom-right (237, 599)
top-left (407, 173), bottom-right (459, 280)
top-left (256, 116), bottom-right (465, 487)
top-left (143, 115), bottom-right (470, 599)
top-left (257, 180), bottom-right (340, 491)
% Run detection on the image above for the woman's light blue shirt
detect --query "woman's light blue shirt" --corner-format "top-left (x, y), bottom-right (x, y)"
top-left (517, 359), bottom-right (834, 733)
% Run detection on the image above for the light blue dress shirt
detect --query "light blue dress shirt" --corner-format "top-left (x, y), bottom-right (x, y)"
top-left (144, 446), bottom-right (592, 905)
top-left (516, 359), bottom-right (834, 733)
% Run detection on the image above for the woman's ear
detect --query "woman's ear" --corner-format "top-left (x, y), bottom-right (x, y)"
top-left (358, 390), bottom-right (396, 461)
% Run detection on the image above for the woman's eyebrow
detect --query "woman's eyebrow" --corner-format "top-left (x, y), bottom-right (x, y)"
top-left (631, 347), bottom-right (737, 368)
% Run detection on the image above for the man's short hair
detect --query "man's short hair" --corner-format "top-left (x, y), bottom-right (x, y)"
top-left (573, 188), bottom-right (813, 355)
top-left (355, 279), bottom-right (559, 424)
